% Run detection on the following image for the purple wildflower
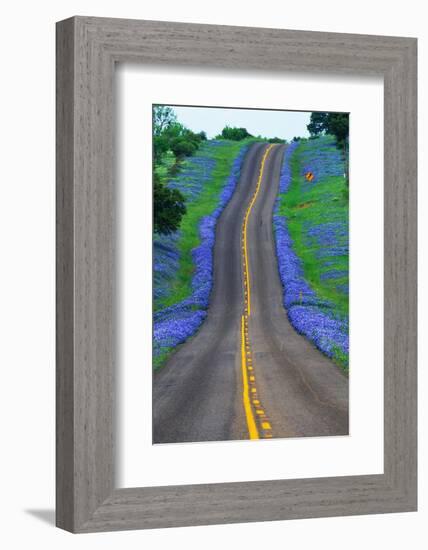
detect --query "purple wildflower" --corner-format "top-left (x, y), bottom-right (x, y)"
top-left (153, 143), bottom-right (249, 360)
top-left (273, 137), bottom-right (349, 366)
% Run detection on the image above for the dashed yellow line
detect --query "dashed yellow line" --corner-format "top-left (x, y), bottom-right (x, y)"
top-left (240, 144), bottom-right (276, 440)
top-left (241, 315), bottom-right (259, 440)
top-left (243, 144), bottom-right (275, 316)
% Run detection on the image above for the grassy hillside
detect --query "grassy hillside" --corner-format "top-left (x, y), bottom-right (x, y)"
top-left (274, 136), bottom-right (349, 370)
top-left (153, 139), bottom-right (250, 370)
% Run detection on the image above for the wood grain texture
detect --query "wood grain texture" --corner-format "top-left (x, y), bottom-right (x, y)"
top-left (56, 16), bottom-right (417, 532)
top-left (56, 18), bottom-right (75, 532)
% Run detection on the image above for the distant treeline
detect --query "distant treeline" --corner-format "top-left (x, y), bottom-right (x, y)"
top-left (153, 106), bottom-right (282, 235)
top-left (154, 106), bottom-right (351, 235)
top-left (216, 125), bottom-right (285, 143)
top-left (154, 106), bottom-right (207, 164)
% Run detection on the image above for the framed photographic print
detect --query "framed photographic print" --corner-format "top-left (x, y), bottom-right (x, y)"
top-left (56, 16), bottom-right (417, 532)
top-left (150, 105), bottom-right (350, 446)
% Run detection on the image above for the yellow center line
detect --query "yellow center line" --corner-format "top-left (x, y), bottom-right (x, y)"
top-left (240, 144), bottom-right (276, 440)
top-left (241, 315), bottom-right (259, 439)
top-left (243, 144), bottom-right (275, 316)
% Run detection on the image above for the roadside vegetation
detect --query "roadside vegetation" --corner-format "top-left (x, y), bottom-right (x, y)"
top-left (274, 133), bottom-right (349, 371)
top-left (155, 140), bottom-right (250, 309)
top-left (153, 106), bottom-right (207, 235)
top-left (152, 106), bottom-right (349, 371)
top-left (153, 107), bottom-right (255, 369)
top-left (153, 141), bottom-right (251, 369)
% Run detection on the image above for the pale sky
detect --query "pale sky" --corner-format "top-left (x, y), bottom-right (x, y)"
top-left (168, 105), bottom-right (311, 141)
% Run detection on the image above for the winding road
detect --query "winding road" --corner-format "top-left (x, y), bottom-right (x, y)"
top-left (153, 143), bottom-right (349, 444)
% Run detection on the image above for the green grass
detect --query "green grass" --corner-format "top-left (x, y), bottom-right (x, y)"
top-left (331, 344), bottom-right (348, 369)
top-left (154, 150), bottom-right (176, 182)
top-left (278, 141), bottom-right (349, 320)
top-left (153, 346), bottom-right (173, 371)
top-left (277, 138), bottom-right (349, 371)
top-left (157, 139), bottom-right (252, 310)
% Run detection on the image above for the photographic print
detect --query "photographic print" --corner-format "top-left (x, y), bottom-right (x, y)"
top-left (152, 105), bottom-right (349, 444)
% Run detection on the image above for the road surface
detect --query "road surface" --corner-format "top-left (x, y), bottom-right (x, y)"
top-left (153, 143), bottom-right (349, 443)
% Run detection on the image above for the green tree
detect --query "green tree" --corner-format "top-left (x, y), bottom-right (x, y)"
top-left (165, 123), bottom-right (203, 158)
top-left (153, 135), bottom-right (169, 163)
top-left (307, 112), bottom-right (349, 149)
top-left (170, 138), bottom-right (198, 158)
top-left (153, 105), bottom-right (177, 137)
top-left (307, 112), bottom-right (329, 137)
top-left (152, 107), bottom-right (208, 234)
top-left (153, 173), bottom-right (186, 235)
top-left (308, 112), bottom-right (349, 182)
top-left (218, 126), bottom-right (253, 141)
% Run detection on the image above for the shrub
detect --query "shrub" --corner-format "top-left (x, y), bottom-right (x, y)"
top-left (170, 138), bottom-right (198, 158)
top-left (153, 173), bottom-right (186, 235)
top-left (218, 126), bottom-right (253, 141)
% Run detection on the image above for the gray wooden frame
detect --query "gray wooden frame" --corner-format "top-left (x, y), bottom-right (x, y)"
top-left (56, 16), bottom-right (417, 533)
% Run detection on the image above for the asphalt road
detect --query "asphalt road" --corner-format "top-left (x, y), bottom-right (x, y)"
top-left (153, 143), bottom-right (349, 444)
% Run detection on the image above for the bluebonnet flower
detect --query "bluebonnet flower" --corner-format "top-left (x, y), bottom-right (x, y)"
top-left (288, 305), bottom-right (349, 359)
top-left (153, 232), bottom-right (181, 302)
top-left (273, 137), bottom-right (349, 366)
top-left (300, 135), bottom-right (344, 188)
top-left (153, 141), bottom-right (229, 309)
top-left (153, 143), bottom-right (249, 362)
top-left (320, 270), bottom-right (347, 281)
top-left (278, 140), bottom-right (299, 193)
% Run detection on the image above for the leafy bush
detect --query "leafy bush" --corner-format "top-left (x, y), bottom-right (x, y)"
top-left (153, 106), bottom-right (209, 233)
top-left (217, 125), bottom-right (253, 141)
top-left (170, 137), bottom-right (199, 158)
top-left (153, 173), bottom-right (186, 235)
top-left (153, 106), bottom-right (207, 165)
top-left (153, 141), bottom-right (249, 369)
top-left (307, 112), bottom-right (349, 149)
